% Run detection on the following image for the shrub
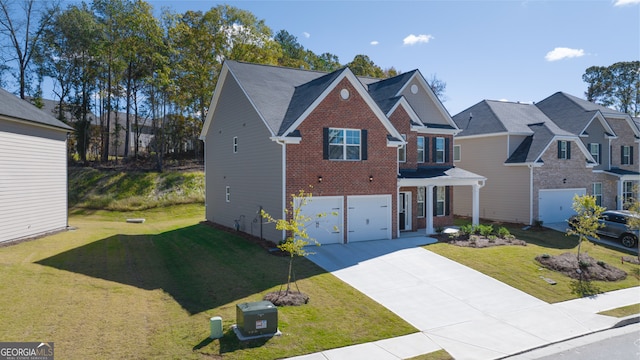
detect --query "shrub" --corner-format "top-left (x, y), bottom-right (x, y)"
top-left (459, 224), bottom-right (475, 236)
top-left (478, 224), bottom-right (494, 237)
top-left (497, 227), bottom-right (511, 239)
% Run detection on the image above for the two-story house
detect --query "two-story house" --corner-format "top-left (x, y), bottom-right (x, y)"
top-left (452, 92), bottom-right (639, 226)
top-left (200, 61), bottom-right (485, 244)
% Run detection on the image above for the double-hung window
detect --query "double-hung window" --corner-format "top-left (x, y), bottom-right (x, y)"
top-left (233, 137), bottom-right (238, 153)
top-left (398, 134), bottom-right (407, 162)
top-left (435, 137), bottom-right (445, 163)
top-left (417, 187), bottom-right (425, 218)
top-left (328, 128), bottom-right (361, 160)
top-left (621, 146), bottom-right (634, 165)
top-left (558, 140), bottom-right (570, 159)
top-left (589, 143), bottom-right (600, 164)
top-left (593, 183), bottom-right (602, 207)
top-left (436, 186), bottom-right (445, 216)
top-left (623, 181), bottom-right (635, 208)
top-left (417, 136), bottom-right (425, 163)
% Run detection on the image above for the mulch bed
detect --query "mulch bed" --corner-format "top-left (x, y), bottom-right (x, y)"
top-left (264, 290), bottom-right (310, 306)
top-left (536, 252), bottom-right (627, 281)
top-left (433, 233), bottom-right (527, 248)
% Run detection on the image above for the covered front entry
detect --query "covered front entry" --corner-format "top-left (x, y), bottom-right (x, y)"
top-left (398, 167), bottom-right (486, 235)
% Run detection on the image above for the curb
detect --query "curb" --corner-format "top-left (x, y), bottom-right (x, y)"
top-left (499, 316), bottom-right (640, 359)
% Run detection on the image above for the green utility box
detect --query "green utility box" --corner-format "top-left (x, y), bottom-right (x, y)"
top-left (236, 301), bottom-right (278, 337)
top-left (209, 316), bottom-right (223, 339)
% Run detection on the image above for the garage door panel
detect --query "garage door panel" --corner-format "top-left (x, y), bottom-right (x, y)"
top-left (539, 189), bottom-right (586, 223)
top-left (298, 196), bottom-right (343, 245)
top-left (347, 195), bottom-right (392, 242)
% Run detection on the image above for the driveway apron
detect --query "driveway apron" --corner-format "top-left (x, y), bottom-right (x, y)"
top-left (307, 238), bottom-right (619, 360)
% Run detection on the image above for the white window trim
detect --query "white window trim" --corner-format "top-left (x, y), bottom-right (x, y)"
top-left (436, 137), bottom-right (445, 164)
top-left (225, 186), bottom-right (231, 202)
top-left (559, 140), bottom-right (568, 159)
top-left (417, 136), bottom-right (425, 163)
top-left (589, 143), bottom-right (599, 164)
top-left (417, 186), bottom-right (425, 218)
top-left (436, 186), bottom-right (445, 216)
top-left (329, 128), bottom-right (361, 161)
top-left (399, 134), bottom-right (407, 163)
top-left (593, 182), bottom-right (602, 207)
top-left (453, 144), bottom-right (461, 162)
top-left (622, 146), bottom-right (631, 165)
top-left (233, 136), bottom-right (238, 153)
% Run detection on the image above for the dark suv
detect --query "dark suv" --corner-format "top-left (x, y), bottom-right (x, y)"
top-left (595, 210), bottom-right (638, 248)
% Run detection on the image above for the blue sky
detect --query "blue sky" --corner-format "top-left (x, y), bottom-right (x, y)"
top-left (145, 0), bottom-right (639, 116)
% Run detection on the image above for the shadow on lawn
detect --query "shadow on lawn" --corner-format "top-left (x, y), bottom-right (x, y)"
top-left (36, 224), bottom-right (324, 315)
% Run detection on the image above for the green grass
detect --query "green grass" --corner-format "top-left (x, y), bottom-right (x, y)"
top-left (407, 350), bottom-right (454, 360)
top-left (68, 167), bottom-right (204, 211)
top-left (0, 204), bottom-right (416, 359)
top-left (598, 303), bottom-right (640, 317)
top-left (428, 223), bottom-right (640, 303)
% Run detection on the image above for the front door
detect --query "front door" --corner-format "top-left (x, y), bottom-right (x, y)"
top-left (399, 192), bottom-right (411, 231)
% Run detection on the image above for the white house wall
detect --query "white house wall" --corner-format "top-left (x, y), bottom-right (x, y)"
top-left (0, 120), bottom-right (68, 242)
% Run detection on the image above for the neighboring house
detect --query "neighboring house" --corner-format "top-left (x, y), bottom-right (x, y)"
top-left (200, 61), bottom-right (485, 244)
top-left (452, 92), bottom-right (639, 225)
top-left (0, 88), bottom-right (73, 243)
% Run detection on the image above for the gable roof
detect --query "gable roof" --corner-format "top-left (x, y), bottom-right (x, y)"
top-left (0, 88), bottom-right (73, 131)
top-left (535, 92), bottom-right (616, 135)
top-left (201, 61), bottom-right (407, 143)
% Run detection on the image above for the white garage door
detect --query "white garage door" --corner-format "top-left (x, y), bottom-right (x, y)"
top-left (347, 195), bottom-right (392, 243)
top-left (297, 196), bottom-right (343, 245)
top-left (538, 188), bottom-right (586, 224)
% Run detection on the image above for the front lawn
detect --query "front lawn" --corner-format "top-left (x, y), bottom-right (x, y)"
top-left (427, 223), bottom-right (640, 303)
top-left (0, 204), bottom-right (416, 359)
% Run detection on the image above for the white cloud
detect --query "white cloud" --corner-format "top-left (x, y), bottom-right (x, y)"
top-left (302, 32), bottom-right (310, 38)
top-left (403, 34), bottom-right (434, 46)
top-left (614, 0), bottom-right (640, 6)
top-left (545, 47), bottom-right (585, 61)
top-left (370, 40), bottom-right (379, 46)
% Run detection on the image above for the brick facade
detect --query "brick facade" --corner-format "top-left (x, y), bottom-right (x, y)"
top-left (285, 78), bottom-right (399, 241)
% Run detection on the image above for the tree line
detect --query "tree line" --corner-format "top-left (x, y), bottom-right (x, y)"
top-left (0, 0), bottom-right (404, 168)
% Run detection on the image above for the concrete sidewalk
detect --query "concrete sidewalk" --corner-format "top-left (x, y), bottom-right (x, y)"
top-left (286, 237), bottom-right (639, 360)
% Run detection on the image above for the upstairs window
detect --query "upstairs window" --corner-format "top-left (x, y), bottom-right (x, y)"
top-left (398, 134), bottom-right (407, 162)
top-left (325, 128), bottom-right (365, 161)
top-left (558, 140), bottom-right (571, 159)
top-left (589, 143), bottom-right (600, 164)
top-left (435, 137), bottom-right (445, 163)
top-left (417, 136), bottom-right (425, 163)
top-left (233, 136), bottom-right (238, 153)
top-left (225, 186), bottom-right (231, 202)
top-left (453, 145), bottom-right (461, 162)
top-left (621, 146), bottom-right (634, 165)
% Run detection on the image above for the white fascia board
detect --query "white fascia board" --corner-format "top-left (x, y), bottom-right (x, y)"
top-left (396, 70), bottom-right (459, 130)
top-left (281, 68), bottom-right (405, 142)
top-left (585, 112), bottom-right (617, 138)
top-left (504, 162), bottom-right (543, 167)
top-left (388, 97), bottom-right (423, 125)
top-left (411, 126), bottom-right (460, 135)
top-left (200, 62), bottom-right (276, 141)
top-left (387, 139), bottom-right (404, 148)
top-left (455, 132), bottom-right (511, 140)
top-left (535, 135), bottom-right (597, 164)
top-left (269, 136), bottom-right (301, 144)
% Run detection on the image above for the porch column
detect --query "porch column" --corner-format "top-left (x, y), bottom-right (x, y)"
top-left (472, 183), bottom-right (480, 226)
top-left (425, 185), bottom-right (434, 235)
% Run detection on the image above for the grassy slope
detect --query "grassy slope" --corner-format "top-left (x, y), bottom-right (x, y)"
top-left (68, 167), bottom-right (205, 211)
top-left (0, 204), bottom-right (416, 360)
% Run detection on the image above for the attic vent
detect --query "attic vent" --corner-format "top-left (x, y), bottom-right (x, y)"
top-left (410, 84), bottom-right (418, 94)
top-left (340, 88), bottom-right (350, 100)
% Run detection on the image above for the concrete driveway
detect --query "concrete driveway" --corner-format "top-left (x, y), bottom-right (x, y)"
top-left (305, 237), bottom-right (628, 360)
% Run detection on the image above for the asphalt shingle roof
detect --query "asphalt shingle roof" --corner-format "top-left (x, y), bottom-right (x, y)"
top-left (0, 87), bottom-right (73, 131)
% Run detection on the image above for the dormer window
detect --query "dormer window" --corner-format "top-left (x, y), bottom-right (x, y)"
top-left (589, 143), bottom-right (600, 164)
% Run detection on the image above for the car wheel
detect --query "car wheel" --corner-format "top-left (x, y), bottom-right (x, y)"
top-left (620, 234), bottom-right (637, 248)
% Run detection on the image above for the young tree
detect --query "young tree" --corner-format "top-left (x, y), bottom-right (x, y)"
top-left (566, 194), bottom-right (605, 265)
top-left (260, 190), bottom-right (337, 303)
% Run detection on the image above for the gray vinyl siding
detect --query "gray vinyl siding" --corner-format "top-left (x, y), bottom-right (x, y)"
top-left (204, 74), bottom-right (283, 241)
top-left (453, 135), bottom-right (530, 224)
top-left (582, 120), bottom-right (608, 170)
top-left (400, 79), bottom-right (449, 126)
top-left (0, 119), bottom-right (68, 243)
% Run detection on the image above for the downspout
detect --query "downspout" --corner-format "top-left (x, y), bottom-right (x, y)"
top-left (528, 163), bottom-right (534, 226)
top-left (275, 139), bottom-right (287, 242)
